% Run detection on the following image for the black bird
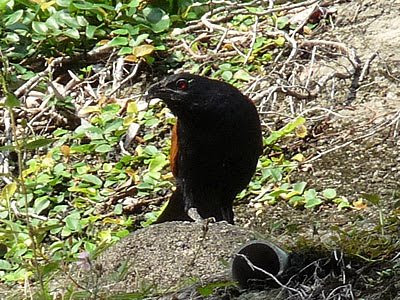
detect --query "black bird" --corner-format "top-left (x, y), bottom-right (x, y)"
top-left (147, 73), bottom-right (262, 224)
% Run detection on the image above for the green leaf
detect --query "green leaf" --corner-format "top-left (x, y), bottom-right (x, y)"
top-left (148, 153), bottom-right (168, 173)
top-left (92, 3), bottom-right (114, 10)
top-left (0, 0), bottom-right (8, 11)
top-left (131, 33), bottom-right (148, 47)
top-left (68, 186), bottom-right (97, 195)
top-left (4, 268), bottom-right (28, 282)
top-left (143, 7), bottom-right (170, 33)
top-left (70, 144), bottom-right (92, 153)
top-left (265, 117), bottom-right (306, 145)
top-left (108, 36), bottom-right (129, 47)
top-left (293, 182), bottom-right (307, 194)
top-left (114, 204), bottom-right (123, 215)
top-left (61, 227), bottom-right (71, 237)
top-left (64, 213), bottom-right (81, 232)
top-left (269, 188), bottom-right (287, 198)
top-left (53, 128), bottom-right (69, 136)
top-left (56, 0), bottom-right (71, 7)
top-left (288, 195), bottom-right (305, 206)
top-left (219, 63), bottom-right (232, 71)
top-left (0, 145), bottom-right (15, 151)
top-left (128, 0), bottom-right (140, 8)
top-left (34, 197), bottom-right (50, 214)
top-left (32, 21), bottom-right (48, 35)
top-left (64, 28), bottom-right (80, 39)
top-left (118, 47), bottom-right (133, 55)
top-left (116, 229), bottom-right (130, 238)
top-left (5, 10), bottom-right (24, 27)
top-left (304, 189), bottom-right (323, 208)
top-left (86, 25), bottom-right (97, 39)
top-left (333, 197), bottom-right (351, 210)
top-left (277, 16), bottom-right (289, 30)
top-left (141, 201), bottom-right (167, 226)
top-left (102, 163), bottom-right (113, 172)
top-left (5, 93), bottom-right (20, 108)
top-left (275, 36), bottom-right (286, 47)
top-left (322, 188), bottom-right (337, 199)
top-left (76, 16), bottom-right (88, 27)
top-left (85, 126), bottom-right (103, 140)
top-left (0, 260), bottom-right (14, 271)
top-left (40, 262), bottom-right (60, 277)
top-left (76, 164), bottom-right (89, 175)
top-left (233, 69), bottom-right (252, 81)
top-left (46, 17), bottom-right (60, 30)
top-left (104, 119), bottom-right (123, 134)
top-left (24, 138), bottom-right (54, 150)
top-left (361, 193), bottom-right (380, 206)
top-left (95, 144), bottom-right (112, 153)
top-left (143, 145), bottom-right (158, 156)
top-left (5, 33), bottom-right (20, 43)
top-left (36, 173), bottom-right (51, 184)
top-left (123, 24), bottom-right (140, 36)
top-left (1, 183), bottom-right (17, 202)
top-left (58, 12), bottom-right (80, 28)
top-left (197, 282), bottom-right (235, 296)
top-left (143, 7), bottom-right (162, 23)
top-left (268, 168), bottom-right (283, 182)
top-left (304, 189), bottom-right (317, 199)
top-left (80, 174), bottom-right (102, 186)
top-left (112, 29), bottom-right (129, 35)
top-left (221, 70), bottom-right (233, 81)
top-left (304, 197), bottom-right (323, 208)
top-left (72, 1), bottom-right (93, 9)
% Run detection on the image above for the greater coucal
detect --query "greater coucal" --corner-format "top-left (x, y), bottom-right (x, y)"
top-left (146, 73), bottom-right (262, 224)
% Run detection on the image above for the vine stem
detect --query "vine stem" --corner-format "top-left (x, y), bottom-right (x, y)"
top-left (0, 52), bottom-right (45, 297)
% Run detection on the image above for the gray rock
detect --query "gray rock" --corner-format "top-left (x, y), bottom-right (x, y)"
top-left (66, 221), bottom-right (262, 296)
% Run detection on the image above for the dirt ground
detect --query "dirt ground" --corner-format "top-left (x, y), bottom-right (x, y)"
top-left (238, 0), bottom-right (400, 242)
top-left (237, 0), bottom-right (400, 248)
top-left (235, 0), bottom-right (400, 298)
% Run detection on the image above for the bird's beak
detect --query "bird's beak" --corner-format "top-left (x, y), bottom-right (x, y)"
top-left (145, 79), bottom-right (167, 101)
top-left (145, 78), bottom-right (181, 103)
top-left (145, 82), bottom-right (158, 100)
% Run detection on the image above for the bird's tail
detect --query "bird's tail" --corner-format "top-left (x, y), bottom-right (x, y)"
top-left (154, 187), bottom-right (191, 223)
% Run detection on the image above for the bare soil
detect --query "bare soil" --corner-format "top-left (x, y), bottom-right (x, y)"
top-left (237, 0), bottom-right (400, 247)
top-left (235, 0), bottom-right (400, 299)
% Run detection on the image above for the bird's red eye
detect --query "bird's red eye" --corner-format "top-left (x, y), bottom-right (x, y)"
top-left (176, 79), bottom-right (189, 90)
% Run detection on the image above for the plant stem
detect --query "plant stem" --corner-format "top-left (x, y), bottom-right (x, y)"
top-left (1, 53), bottom-right (46, 297)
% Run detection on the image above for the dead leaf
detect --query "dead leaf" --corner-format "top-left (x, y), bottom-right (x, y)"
top-left (303, 26), bottom-right (313, 35)
top-left (60, 145), bottom-right (70, 157)
top-left (132, 44), bottom-right (155, 58)
top-left (124, 122), bottom-right (140, 148)
top-left (79, 105), bottom-right (101, 115)
top-left (124, 55), bottom-right (138, 62)
top-left (296, 124), bottom-right (308, 138)
top-left (353, 199), bottom-right (368, 210)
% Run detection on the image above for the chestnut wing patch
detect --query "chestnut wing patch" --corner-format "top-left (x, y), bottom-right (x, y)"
top-left (170, 122), bottom-right (179, 177)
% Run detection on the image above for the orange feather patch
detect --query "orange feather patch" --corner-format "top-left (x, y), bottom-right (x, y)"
top-left (170, 122), bottom-right (179, 177)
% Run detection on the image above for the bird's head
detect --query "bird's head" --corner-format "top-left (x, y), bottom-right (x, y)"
top-left (146, 73), bottom-right (240, 120)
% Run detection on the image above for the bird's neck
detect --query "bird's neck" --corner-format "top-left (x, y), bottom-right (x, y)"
top-left (177, 109), bottom-right (226, 130)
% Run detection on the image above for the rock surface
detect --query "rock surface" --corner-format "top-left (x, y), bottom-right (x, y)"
top-left (69, 221), bottom-right (265, 295)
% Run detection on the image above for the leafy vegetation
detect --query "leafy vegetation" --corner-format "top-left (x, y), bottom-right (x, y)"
top-left (1, 0), bottom-right (184, 62)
